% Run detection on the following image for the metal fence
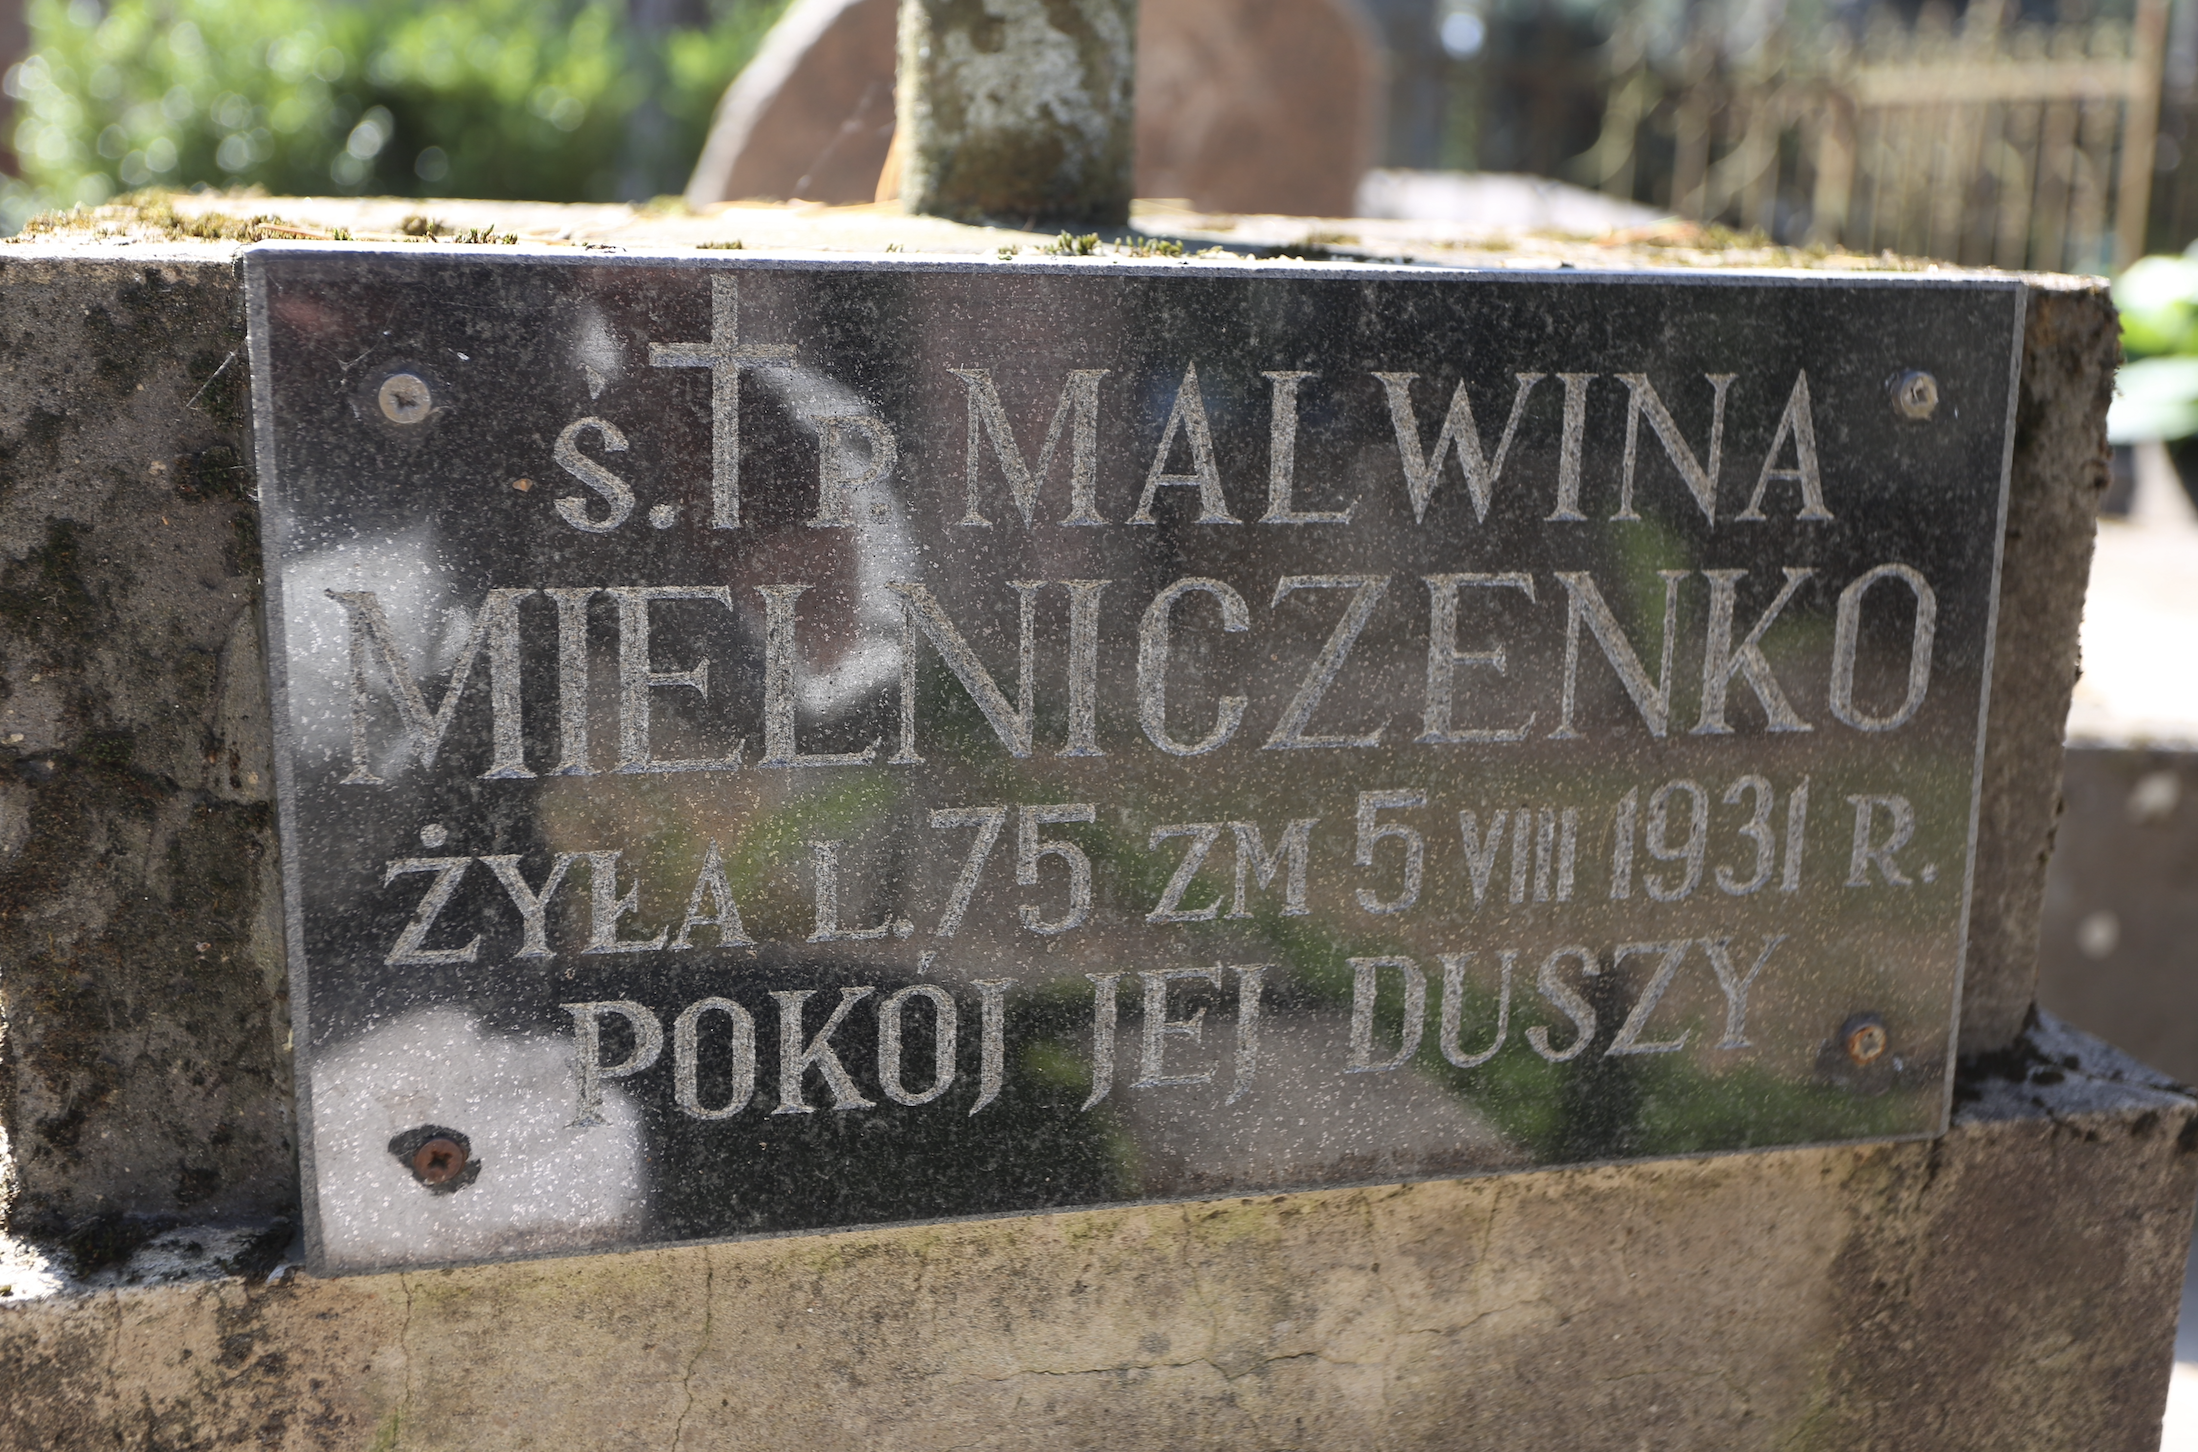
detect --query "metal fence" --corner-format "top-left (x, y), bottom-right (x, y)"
top-left (1573, 0), bottom-right (2169, 274)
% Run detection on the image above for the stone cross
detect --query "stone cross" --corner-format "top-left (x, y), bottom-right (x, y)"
top-left (897, 0), bottom-right (1137, 225)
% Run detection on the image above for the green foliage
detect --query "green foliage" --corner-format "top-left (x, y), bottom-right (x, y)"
top-left (2109, 355), bottom-right (2198, 445)
top-left (2112, 249), bottom-right (2198, 443)
top-left (2115, 253), bottom-right (2198, 359)
top-left (3, 0), bottom-right (787, 231)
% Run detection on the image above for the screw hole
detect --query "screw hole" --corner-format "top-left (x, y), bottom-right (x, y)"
top-left (1842, 1013), bottom-right (1889, 1066)
top-left (387, 1124), bottom-right (479, 1194)
top-left (1892, 370), bottom-right (1939, 421)
top-left (378, 373), bottom-right (434, 425)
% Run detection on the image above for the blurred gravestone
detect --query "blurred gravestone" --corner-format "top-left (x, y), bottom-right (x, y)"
top-left (2037, 455), bottom-right (2198, 1083)
top-left (1354, 169), bottom-right (1666, 232)
top-left (1131, 0), bottom-right (1380, 217)
top-left (684, 0), bottom-right (900, 207)
top-left (2037, 746), bottom-right (2198, 1082)
top-left (684, 0), bottom-right (1379, 215)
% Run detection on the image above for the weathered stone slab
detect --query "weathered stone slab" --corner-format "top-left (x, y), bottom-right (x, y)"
top-left (0, 250), bottom-right (294, 1246)
top-left (246, 247), bottom-right (2028, 1272)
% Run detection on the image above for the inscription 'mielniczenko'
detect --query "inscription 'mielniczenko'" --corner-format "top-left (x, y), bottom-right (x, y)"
top-left (249, 253), bottom-right (2020, 1273)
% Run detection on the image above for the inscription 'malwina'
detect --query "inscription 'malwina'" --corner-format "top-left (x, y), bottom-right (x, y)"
top-left (307, 275), bottom-right (1967, 1133)
top-left (616, 280), bottom-right (1831, 536)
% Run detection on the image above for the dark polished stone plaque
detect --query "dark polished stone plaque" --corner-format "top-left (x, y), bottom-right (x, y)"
top-left (245, 247), bottom-right (2023, 1274)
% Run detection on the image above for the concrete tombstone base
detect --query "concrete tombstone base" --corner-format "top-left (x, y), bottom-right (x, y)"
top-left (0, 196), bottom-right (2181, 1449)
top-left (2, 1017), bottom-right (2192, 1451)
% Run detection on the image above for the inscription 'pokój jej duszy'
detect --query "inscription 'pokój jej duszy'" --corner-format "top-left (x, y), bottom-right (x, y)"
top-left (244, 249), bottom-right (2024, 1274)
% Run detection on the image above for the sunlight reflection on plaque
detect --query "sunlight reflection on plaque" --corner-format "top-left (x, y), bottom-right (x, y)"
top-left (247, 248), bottom-right (2024, 1273)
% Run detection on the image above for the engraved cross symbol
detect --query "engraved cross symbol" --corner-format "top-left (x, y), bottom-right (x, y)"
top-left (649, 275), bottom-right (795, 529)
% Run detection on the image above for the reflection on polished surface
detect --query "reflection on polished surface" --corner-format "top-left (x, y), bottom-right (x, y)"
top-left (246, 248), bottom-right (2024, 1273)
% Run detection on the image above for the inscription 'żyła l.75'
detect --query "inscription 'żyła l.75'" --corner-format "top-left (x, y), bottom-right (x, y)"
top-left (244, 249), bottom-right (2023, 1274)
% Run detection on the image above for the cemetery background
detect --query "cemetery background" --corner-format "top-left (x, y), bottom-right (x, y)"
top-left (0, 0), bottom-right (2197, 1446)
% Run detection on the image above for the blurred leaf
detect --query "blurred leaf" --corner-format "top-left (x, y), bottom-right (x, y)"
top-left (2108, 356), bottom-right (2198, 443)
top-left (2114, 254), bottom-right (2198, 359)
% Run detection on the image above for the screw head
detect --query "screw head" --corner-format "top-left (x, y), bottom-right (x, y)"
top-left (378, 373), bottom-right (433, 425)
top-left (1842, 1013), bottom-right (1889, 1066)
top-left (1893, 370), bottom-right (1939, 421)
top-left (411, 1137), bottom-right (468, 1184)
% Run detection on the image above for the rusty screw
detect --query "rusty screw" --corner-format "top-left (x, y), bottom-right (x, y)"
top-left (411, 1137), bottom-right (468, 1185)
top-left (1843, 1013), bottom-right (1890, 1066)
top-left (378, 373), bottom-right (433, 425)
top-left (1892, 370), bottom-right (1939, 421)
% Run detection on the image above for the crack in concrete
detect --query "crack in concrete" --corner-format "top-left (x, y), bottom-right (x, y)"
top-left (397, 1272), bottom-right (416, 1448)
top-left (1353, 1193), bottom-right (1397, 1426)
top-left (670, 1246), bottom-right (714, 1450)
top-left (980, 1344), bottom-right (1337, 1385)
top-left (1178, 1204), bottom-right (1230, 1371)
top-left (1477, 1182), bottom-right (1503, 1291)
top-left (1395, 1296), bottom-right (1557, 1343)
top-left (107, 1289), bottom-right (126, 1401)
top-left (979, 1312), bottom-right (1557, 1391)
top-left (1589, 1364), bottom-right (1728, 1386)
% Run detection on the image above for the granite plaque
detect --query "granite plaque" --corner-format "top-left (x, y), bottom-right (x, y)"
top-left (244, 247), bottom-right (2024, 1274)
